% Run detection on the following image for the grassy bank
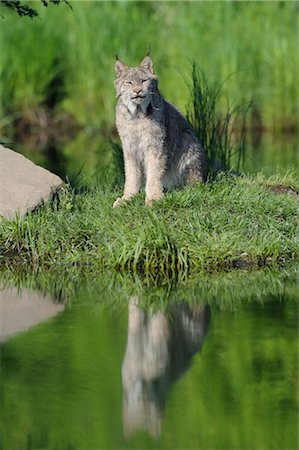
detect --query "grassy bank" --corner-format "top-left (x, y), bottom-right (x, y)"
top-left (0, 172), bottom-right (298, 274)
top-left (0, 1), bottom-right (298, 132)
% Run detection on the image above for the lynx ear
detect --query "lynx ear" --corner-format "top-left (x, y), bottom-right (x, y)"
top-left (115, 59), bottom-right (129, 78)
top-left (139, 55), bottom-right (154, 74)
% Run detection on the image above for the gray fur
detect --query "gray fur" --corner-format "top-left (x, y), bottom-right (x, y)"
top-left (113, 55), bottom-right (207, 207)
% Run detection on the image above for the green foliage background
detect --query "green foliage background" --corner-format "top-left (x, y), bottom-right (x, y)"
top-left (0, 1), bottom-right (298, 131)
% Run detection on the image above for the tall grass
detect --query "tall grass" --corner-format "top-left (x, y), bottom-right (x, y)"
top-left (0, 10), bottom-right (61, 113)
top-left (186, 63), bottom-right (248, 174)
top-left (0, 1), bottom-right (298, 131)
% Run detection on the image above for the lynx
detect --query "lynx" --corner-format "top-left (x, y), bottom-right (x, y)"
top-left (113, 53), bottom-right (207, 207)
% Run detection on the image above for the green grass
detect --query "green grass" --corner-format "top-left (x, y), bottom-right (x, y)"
top-left (0, 1), bottom-right (298, 132)
top-left (187, 63), bottom-right (248, 173)
top-left (0, 172), bottom-right (298, 275)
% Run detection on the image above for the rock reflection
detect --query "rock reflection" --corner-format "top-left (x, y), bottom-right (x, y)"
top-left (122, 296), bottom-right (210, 438)
top-left (0, 287), bottom-right (64, 342)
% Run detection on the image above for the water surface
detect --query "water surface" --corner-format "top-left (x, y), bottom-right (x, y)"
top-left (5, 130), bottom-right (298, 184)
top-left (0, 270), bottom-right (297, 449)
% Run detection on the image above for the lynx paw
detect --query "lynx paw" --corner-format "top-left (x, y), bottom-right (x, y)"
top-left (145, 194), bottom-right (163, 207)
top-left (113, 197), bottom-right (127, 208)
top-left (145, 197), bottom-right (155, 207)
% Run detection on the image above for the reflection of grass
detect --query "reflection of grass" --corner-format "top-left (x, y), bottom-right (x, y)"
top-left (164, 297), bottom-right (298, 450)
top-left (0, 2), bottom-right (298, 131)
top-left (0, 172), bottom-right (298, 275)
top-left (0, 262), bottom-right (297, 310)
top-left (245, 133), bottom-right (299, 174)
top-left (0, 266), bottom-right (297, 449)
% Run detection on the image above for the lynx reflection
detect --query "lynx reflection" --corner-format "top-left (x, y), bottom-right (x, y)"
top-left (122, 296), bottom-right (210, 438)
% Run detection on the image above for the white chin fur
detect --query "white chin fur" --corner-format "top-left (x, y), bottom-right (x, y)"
top-left (127, 101), bottom-right (137, 116)
top-left (125, 96), bottom-right (150, 116)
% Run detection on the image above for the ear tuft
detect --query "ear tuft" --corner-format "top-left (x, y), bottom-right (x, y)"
top-left (139, 55), bottom-right (154, 74)
top-left (115, 59), bottom-right (128, 78)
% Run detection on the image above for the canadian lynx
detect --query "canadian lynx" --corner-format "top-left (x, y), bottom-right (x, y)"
top-left (113, 54), bottom-right (207, 207)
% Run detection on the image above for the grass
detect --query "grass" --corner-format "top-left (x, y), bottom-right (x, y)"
top-left (0, 1), bottom-right (298, 132)
top-left (187, 63), bottom-right (248, 173)
top-left (0, 172), bottom-right (298, 275)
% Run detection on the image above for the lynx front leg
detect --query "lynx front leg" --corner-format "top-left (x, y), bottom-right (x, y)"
top-left (145, 150), bottom-right (166, 206)
top-left (113, 156), bottom-right (143, 207)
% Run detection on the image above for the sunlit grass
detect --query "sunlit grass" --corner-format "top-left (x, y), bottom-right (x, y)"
top-left (0, 172), bottom-right (298, 274)
top-left (187, 64), bottom-right (248, 173)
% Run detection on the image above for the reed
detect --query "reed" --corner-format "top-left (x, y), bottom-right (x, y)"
top-left (186, 63), bottom-right (248, 174)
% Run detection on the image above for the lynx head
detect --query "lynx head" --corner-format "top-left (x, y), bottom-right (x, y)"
top-left (114, 54), bottom-right (158, 115)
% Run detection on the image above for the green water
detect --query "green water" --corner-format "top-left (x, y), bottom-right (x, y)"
top-left (7, 130), bottom-right (298, 186)
top-left (0, 270), bottom-right (298, 449)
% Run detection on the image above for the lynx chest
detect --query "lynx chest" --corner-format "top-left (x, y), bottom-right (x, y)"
top-left (116, 111), bottom-right (165, 158)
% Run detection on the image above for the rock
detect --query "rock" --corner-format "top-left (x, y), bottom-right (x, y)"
top-left (0, 145), bottom-right (63, 219)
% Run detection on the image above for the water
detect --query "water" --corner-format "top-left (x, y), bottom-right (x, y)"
top-left (5, 130), bottom-right (298, 185)
top-left (0, 269), bottom-right (298, 449)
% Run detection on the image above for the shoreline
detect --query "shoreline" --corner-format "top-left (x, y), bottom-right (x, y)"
top-left (1, 172), bottom-right (298, 276)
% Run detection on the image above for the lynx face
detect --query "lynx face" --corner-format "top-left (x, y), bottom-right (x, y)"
top-left (115, 56), bottom-right (158, 115)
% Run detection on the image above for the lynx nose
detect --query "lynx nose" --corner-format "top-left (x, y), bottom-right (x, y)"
top-left (133, 88), bottom-right (142, 95)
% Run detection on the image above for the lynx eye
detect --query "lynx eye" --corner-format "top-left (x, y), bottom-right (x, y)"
top-left (125, 81), bottom-right (133, 85)
top-left (141, 79), bottom-right (148, 83)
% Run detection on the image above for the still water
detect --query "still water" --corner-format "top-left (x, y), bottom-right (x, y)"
top-left (0, 270), bottom-right (298, 449)
top-left (6, 129), bottom-right (298, 185)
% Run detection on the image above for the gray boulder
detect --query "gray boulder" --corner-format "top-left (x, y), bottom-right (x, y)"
top-left (0, 144), bottom-right (63, 219)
